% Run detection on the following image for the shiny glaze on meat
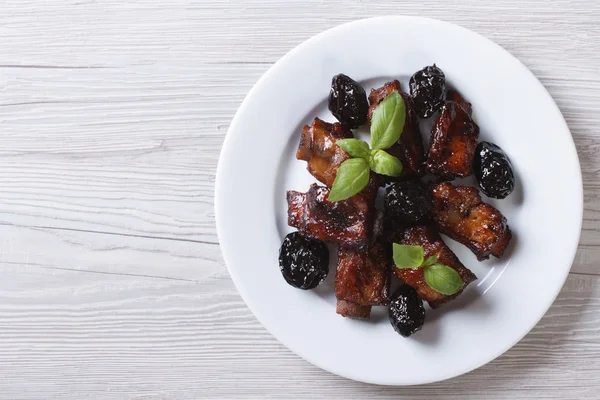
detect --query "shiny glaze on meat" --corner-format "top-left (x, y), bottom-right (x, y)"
top-left (296, 117), bottom-right (352, 188)
top-left (287, 184), bottom-right (374, 250)
top-left (425, 100), bottom-right (479, 179)
top-left (446, 89), bottom-right (472, 115)
top-left (393, 225), bottom-right (477, 308)
top-left (430, 182), bottom-right (512, 260)
top-left (367, 80), bottom-right (425, 180)
top-left (336, 300), bottom-right (371, 320)
top-left (336, 241), bottom-right (391, 309)
top-left (367, 80), bottom-right (402, 121)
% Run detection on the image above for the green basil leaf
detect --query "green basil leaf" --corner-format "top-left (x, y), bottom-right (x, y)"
top-left (327, 158), bottom-right (370, 202)
top-left (368, 149), bottom-right (403, 177)
top-left (423, 264), bottom-right (463, 295)
top-left (370, 91), bottom-right (406, 150)
top-left (422, 255), bottom-right (438, 267)
top-left (336, 139), bottom-right (370, 159)
top-left (392, 244), bottom-right (424, 269)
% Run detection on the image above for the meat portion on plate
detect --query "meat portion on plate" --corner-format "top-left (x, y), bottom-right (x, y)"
top-left (335, 241), bottom-right (391, 319)
top-left (367, 80), bottom-right (425, 180)
top-left (425, 99), bottom-right (479, 179)
top-left (430, 182), bottom-right (512, 260)
top-left (287, 183), bottom-right (375, 250)
top-left (393, 225), bottom-right (477, 308)
top-left (336, 300), bottom-right (372, 320)
top-left (367, 80), bottom-right (402, 122)
top-left (446, 89), bottom-right (472, 115)
top-left (296, 117), bottom-right (352, 188)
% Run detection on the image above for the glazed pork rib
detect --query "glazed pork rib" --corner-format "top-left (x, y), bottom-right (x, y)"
top-left (425, 96), bottom-right (479, 179)
top-left (335, 242), bottom-right (391, 320)
top-left (287, 183), bottom-right (375, 250)
top-left (394, 225), bottom-right (477, 308)
top-left (367, 80), bottom-right (425, 180)
top-left (430, 182), bottom-right (512, 260)
top-left (336, 300), bottom-right (371, 320)
top-left (296, 117), bottom-right (352, 188)
top-left (367, 80), bottom-right (402, 122)
top-left (446, 89), bottom-right (472, 115)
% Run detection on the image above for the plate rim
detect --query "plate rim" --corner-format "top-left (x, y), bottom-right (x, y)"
top-left (215, 15), bottom-right (583, 385)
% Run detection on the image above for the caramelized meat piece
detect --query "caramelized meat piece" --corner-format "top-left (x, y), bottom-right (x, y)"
top-left (287, 184), bottom-right (374, 250)
top-left (367, 80), bottom-right (402, 121)
top-left (297, 118), bottom-right (352, 188)
top-left (394, 226), bottom-right (477, 308)
top-left (336, 241), bottom-right (391, 320)
top-left (430, 182), bottom-right (512, 260)
top-left (368, 81), bottom-right (425, 180)
top-left (336, 300), bottom-right (371, 320)
top-left (446, 89), bottom-right (472, 115)
top-left (425, 101), bottom-right (479, 179)
top-left (336, 242), bottom-right (391, 311)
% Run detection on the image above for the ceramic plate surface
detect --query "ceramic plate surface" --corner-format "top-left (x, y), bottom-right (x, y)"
top-left (215, 16), bottom-right (582, 385)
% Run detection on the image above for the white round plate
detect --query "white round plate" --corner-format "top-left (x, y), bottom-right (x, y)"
top-left (215, 16), bottom-right (582, 385)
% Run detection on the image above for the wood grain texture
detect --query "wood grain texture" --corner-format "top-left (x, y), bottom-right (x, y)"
top-left (0, 0), bottom-right (599, 398)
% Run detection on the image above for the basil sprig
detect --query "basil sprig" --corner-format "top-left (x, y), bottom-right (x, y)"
top-left (336, 139), bottom-right (370, 159)
top-left (423, 264), bottom-right (464, 296)
top-left (370, 91), bottom-right (406, 150)
top-left (392, 244), bottom-right (463, 296)
top-left (327, 91), bottom-right (405, 202)
top-left (327, 158), bottom-right (371, 202)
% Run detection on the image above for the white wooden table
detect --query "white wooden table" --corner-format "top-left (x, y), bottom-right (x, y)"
top-left (0, 1), bottom-right (599, 398)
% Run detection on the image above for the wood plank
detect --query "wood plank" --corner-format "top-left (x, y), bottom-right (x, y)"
top-left (1, 0), bottom-right (599, 71)
top-left (0, 224), bottom-right (222, 282)
top-left (0, 272), bottom-right (597, 399)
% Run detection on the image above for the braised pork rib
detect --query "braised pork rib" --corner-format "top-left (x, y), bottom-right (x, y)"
top-left (335, 242), bottom-right (391, 319)
top-left (425, 98), bottom-right (479, 179)
top-left (296, 118), bottom-right (352, 188)
top-left (287, 184), bottom-right (375, 250)
top-left (393, 225), bottom-right (477, 308)
top-left (430, 182), bottom-right (512, 260)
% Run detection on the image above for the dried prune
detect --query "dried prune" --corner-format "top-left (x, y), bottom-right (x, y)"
top-left (278, 232), bottom-right (329, 290)
top-left (388, 285), bottom-right (426, 337)
top-left (328, 74), bottom-right (368, 128)
top-left (409, 65), bottom-right (446, 118)
top-left (473, 142), bottom-right (515, 199)
top-left (384, 181), bottom-right (431, 223)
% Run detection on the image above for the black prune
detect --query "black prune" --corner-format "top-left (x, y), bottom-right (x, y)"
top-left (384, 181), bottom-right (431, 223)
top-left (409, 65), bottom-right (446, 119)
top-left (328, 74), bottom-right (369, 128)
top-left (388, 285), bottom-right (425, 337)
top-left (473, 141), bottom-right (515, 199)
top-left (278, 232), bottom-right (329, 290)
